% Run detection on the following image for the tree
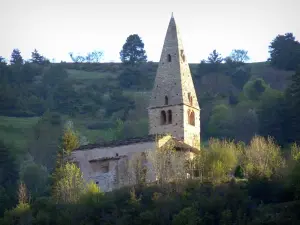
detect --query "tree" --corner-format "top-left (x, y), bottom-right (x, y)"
top-left (56, 121), bottom-right (80, 167)
top-left (52, 162), bottom-right (85, 203)
top-left (0, 141), bottom-right (19, 215)
top-left (10, 49), bottom-right (23, 65)
top-left (120, 34), bottom-right (147, 65)
top-left (85, 51), bottom-right (103, 63)
top-left (207, 49), bottom-right (223, 64)
top-left (0, 56), bottom-right (6, 64)
top-left (268, 33), bottom-right (300, 70)
top-left (244, 136), bottom-right (285, 178)
top-left (31, 49), bottom-right (49, 65)
top-left (284, 67), bottom-right (300, 143)
top-left (228, 49), bottom-right (250, 65)
top-left (243, 78), bottom-right (268, 101)
top-left (257, 88), bottom-right (286, 145)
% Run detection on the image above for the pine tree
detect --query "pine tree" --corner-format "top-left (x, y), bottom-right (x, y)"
top-left (31, 49), bottom-right (49, 65)
top-left (10, 49), bottom-right (24, 65)
top-left (120, 34), bottom-right (147, 65)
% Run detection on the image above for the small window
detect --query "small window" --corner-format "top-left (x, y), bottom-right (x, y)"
top-left (165, 96), bottom-right (168, 105)
top-left (188, 109), bottom-right (195, 126)
top-left (188, 92), bottom-right (193, 106)
top-left (167, 54), bottom-right (171, 62)
top-left (161, 111), bottom-right (167, 125)
top-left (167, 110), bottom-right (172, 124)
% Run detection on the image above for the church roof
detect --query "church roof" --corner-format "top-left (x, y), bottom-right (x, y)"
top-left (74, 134), bottom-right (199, 153)
top-left (75, 134), bottom-right (157, 150)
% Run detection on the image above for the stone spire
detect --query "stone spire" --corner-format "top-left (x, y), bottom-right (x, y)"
top-left (149, 15), bottom-right (199, 109)
top-left (148, 15), bottom-right (201, 149)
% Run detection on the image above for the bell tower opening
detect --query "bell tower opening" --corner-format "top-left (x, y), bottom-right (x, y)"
top-left (167, 54), bottom-right (171, 62)
top-left (160, 111), bottom-right (167, 125)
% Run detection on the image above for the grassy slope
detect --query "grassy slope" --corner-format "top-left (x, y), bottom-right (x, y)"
top-left (0, 62), bottom-right (294, 149)
top-left (0, 116), bottom-right (40, 149)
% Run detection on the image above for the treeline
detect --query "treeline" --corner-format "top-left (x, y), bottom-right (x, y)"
top-left (2, 134), bottom-right (300, 224)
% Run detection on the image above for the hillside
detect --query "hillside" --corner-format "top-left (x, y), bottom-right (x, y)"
top-left (0, 61), bottom-right (294, 151)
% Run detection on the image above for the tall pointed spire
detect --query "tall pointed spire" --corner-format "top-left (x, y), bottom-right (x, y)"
top-left (148, 15), bottom-right (201, 149)
top-left (149, 15), bottom-right (199, 109)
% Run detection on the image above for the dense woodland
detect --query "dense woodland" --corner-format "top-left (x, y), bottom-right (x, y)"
top-left (1, 32), bottom-right (300, 224)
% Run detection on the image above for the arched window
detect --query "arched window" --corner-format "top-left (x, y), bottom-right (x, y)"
top-left (165, 96), bottom-right (168, 105)
top-left (188, 109), bottom-right (195, 126)
top-left (167, 110), bottom-right (172, 124)
top-left (161, 111), bottom-right (167, 125)
top-left (167, 54), bottom-right (171, 62)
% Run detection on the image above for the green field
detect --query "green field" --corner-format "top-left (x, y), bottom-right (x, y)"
top-left (67, 69), bottom-right (118, 80)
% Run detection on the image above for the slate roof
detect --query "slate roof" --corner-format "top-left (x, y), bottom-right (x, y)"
top-left (75, 134), bottom-right (157, 150)
top-left (75, 134), bottom-right (200, 154)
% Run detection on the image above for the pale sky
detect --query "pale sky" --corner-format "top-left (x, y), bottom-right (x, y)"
top-left (1, 0), bottom-right (299, 63)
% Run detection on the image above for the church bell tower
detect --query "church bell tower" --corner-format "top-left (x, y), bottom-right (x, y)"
top-left (148, 14), bottom-right (200, 149)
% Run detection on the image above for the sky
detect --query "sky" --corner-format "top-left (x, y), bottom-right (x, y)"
top-left (1, 0), bottom-right (299, 63)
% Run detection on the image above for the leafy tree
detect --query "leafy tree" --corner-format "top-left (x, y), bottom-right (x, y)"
top-left (257, 88), bottom-right (286, 145)
top-left (56, 121), bottom-right (80, 167)
top-left (284, 67), bottom-right (300, 143)
top-left (119, 67), bottom-right (143, 88)
top-left (231, 66), bottom-right (251, 90)
top-left (120, 34), bottom-right (147, 65)
top-left (20, 159), bottom-right (49, 198)
top-left (243, 78), bottom-right (268, 101)
top-left (31, 49), bottom-right (49, 65)
top-left (10, 49), bottom-right (24, 65)
top-left (85, 50), bottom-right (103, 63)
top-left (244, 136), bottom-right (285, 178)
top-left (0, 141), bottom-right (19, 215)
top-left (52, 162), bottom-right (85, 203)
top-left (268, 33), bottom-right (300, 70)
top-left (228, 49), bottom-right (250, 64)
top-left (207, 104), bottom-right (234, 139)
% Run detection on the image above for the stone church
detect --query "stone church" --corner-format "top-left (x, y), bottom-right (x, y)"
top-left (71, 14), bottom-right (200, 192)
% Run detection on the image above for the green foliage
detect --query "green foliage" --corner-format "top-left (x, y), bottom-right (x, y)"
top-left (284, 67), bottom-right (300, 143)
top-left (243, 136), bottom-right (285, 179)
top-left (31, 49), bottom-right (50, 65)
top-left (207, 49), bottom-right (223, 64)
top-left (120, 34), bottom-right (147, 65)
top-left (10, 48), bottom-right (24, 65)
top-left (268, 32), bottom-right (300, 70)
top-left (52, 162), bottom-right (85, 203)
top-left (234, 165), bottom-right (244, 178)
top-left (243, 78), bottom-right (268, 101)
top-left (207, 104), bottom-right (233, 139)
top-left (0, 141), bottom-right (19, 215)
top-left (1, 203), bottom-right (32, 225)
top-left (20, 159), bottom-right (49, 199)
top-left (228, 49), bottom-right (250, 64)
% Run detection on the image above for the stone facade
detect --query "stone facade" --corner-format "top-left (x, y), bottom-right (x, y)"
top-left (148, 15), bottom-right (200, 149)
